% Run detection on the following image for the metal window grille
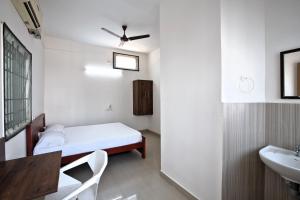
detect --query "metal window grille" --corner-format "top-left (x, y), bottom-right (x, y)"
top-left (3, 24), bottom-right (32, 140)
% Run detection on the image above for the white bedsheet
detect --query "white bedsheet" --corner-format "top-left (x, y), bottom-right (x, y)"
top-left (33, 123), bottom-right (142, 157)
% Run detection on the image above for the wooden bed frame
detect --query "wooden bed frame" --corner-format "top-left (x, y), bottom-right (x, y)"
top-left (26, 114), bottom-right (146, 165)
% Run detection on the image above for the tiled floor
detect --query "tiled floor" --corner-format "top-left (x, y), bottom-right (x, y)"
top-left (67, 131), bottom-right (190, 200)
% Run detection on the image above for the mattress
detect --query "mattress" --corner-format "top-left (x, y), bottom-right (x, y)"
top-left (33, 122), bottom-right (142, 157)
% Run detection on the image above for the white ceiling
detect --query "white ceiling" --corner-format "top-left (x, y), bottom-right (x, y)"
top-left (39, 0), bottom-right (160, 53)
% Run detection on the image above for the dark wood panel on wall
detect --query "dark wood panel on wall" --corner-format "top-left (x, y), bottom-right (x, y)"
top-left (264, 103), bottom-right (300, 200)
top-left (222, 103), bottom-right (266, 200)
top-left (0, 138), bottom-right (5, 161)
top-left (133, 80), bottom-right (153, 115)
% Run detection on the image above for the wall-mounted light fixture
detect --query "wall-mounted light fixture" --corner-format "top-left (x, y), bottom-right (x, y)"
top-left (84, 65), bottom-right (122, 78)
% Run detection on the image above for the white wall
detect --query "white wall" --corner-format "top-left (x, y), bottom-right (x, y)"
top-left (0, 0), bottom-right (45, 160)
top-left (160, 0), bottom-right (223, 199)
top-left (222, 0), bottom-right (300, 103)
top-left (148, 49), bottom-right (160, 134)
top-left (221, 0), bottom-right (266, 103)
top-left (265, 0), bottom-right (300, 102)
top-left (44, 36), bottom-right (151, 130)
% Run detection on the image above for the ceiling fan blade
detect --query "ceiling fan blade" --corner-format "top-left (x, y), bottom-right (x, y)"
top-left (101, 28), bottom-right (121, 38)
top-left (129, 34), bottom-right (150, 41)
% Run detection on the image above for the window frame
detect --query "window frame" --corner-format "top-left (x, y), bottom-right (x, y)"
top-left (2, 23), bottom-right (32, 141)
top-left (113, 52), bottom-right (139, 71)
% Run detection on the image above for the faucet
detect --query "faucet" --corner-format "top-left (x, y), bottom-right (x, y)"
top-left (295, 145), bottom-right (300, 157)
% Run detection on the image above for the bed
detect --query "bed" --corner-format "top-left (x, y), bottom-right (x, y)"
top-left (26, 114), bottom-right (146, 165)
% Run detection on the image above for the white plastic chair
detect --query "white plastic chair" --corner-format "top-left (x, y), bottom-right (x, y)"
top-left (45, 150), bottom-right (108, 200)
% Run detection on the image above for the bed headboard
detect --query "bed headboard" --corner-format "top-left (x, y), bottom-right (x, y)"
top-left (26, 113), bottom-right (46, 156)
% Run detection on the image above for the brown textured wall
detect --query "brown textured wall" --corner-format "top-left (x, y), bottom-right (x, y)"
top-left (222, 103), bottom-right (265, 200)
top-left (223, 103), bottom-right (300, 200)
top-left (265, 104), bottom-right (300, 200)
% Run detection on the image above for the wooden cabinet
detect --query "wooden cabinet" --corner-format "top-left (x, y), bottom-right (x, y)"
top-left (133, 80), bottom-right (153, 115)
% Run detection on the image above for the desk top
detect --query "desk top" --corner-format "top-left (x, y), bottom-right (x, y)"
top-left (0, 151), bottom-right (61, 200)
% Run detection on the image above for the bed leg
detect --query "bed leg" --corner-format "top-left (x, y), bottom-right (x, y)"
top-left (138, 147), bottom-right (146, 159)
top-left (137, 136), bottom-right (146, 159)
top-left (141, 148), bottom-right (146, 159)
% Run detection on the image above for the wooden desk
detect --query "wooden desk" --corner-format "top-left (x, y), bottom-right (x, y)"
top-left (0, 151), bottom-right (61, 200)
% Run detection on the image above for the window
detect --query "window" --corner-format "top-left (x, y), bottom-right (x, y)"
top-left (3, 24), bottom-right (32, 140)
top-left (113, 52), bottom-right (139, 71)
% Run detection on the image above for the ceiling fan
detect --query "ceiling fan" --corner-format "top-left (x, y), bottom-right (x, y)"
top-left (101, 25), bottom-right (150, 47)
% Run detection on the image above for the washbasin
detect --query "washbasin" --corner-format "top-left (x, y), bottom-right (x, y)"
top-left (259, 145), bottom-right (300, 184)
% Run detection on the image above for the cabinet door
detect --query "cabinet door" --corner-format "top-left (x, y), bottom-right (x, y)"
top-left (141, 81), bottom-right (153, 115)
top-left (133, 81), bottom-right (141, 115)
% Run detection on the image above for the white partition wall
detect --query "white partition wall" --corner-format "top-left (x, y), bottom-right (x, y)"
top-left (160, 0), bottom-right (223, 199)
top-left (0, 23), bottom-right (4, 138)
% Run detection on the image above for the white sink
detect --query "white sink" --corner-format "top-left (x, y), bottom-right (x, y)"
top-left (259, 145), bottom-right (300, 184)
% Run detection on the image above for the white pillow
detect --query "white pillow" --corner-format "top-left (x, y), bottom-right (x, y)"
top-left (36, 131), bottom-right (65, 148)
top-left (45, 124), bottom-right (64, 133)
